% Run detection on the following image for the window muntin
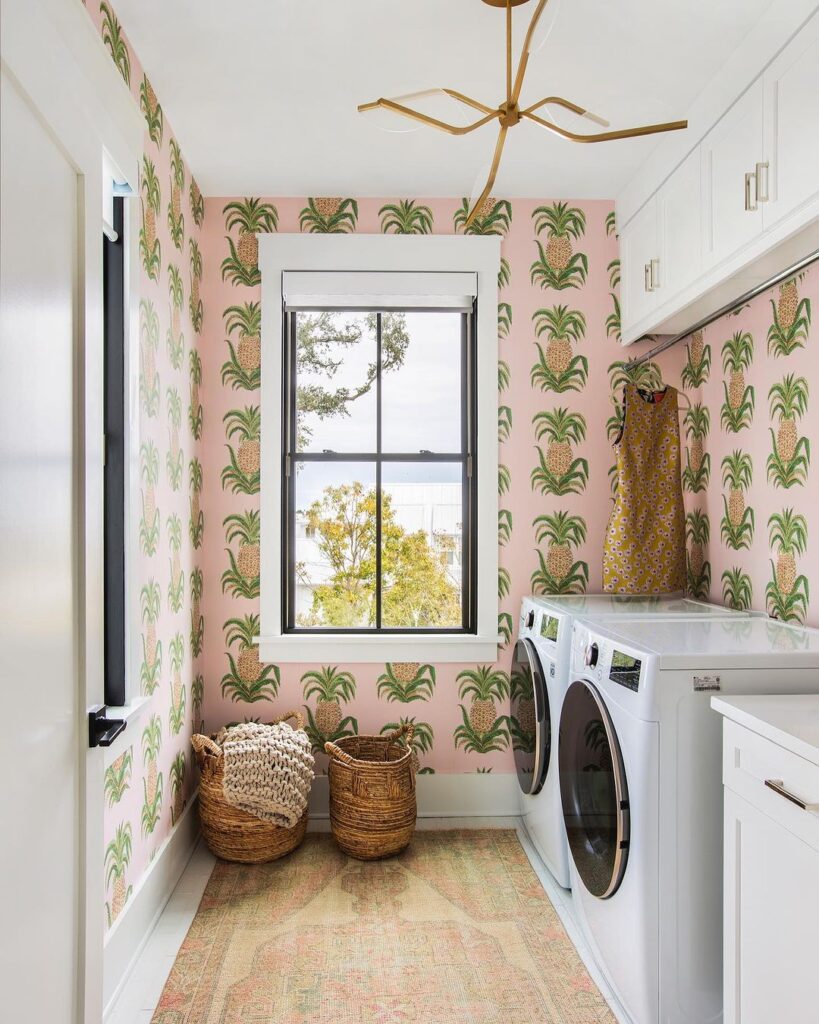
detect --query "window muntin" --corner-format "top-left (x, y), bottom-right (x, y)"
top-left (283, 307), bottom-right (476, 634)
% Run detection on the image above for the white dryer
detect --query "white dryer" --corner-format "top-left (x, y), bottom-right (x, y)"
top-left (559, 616), bottom-right (819, 1024)
top-left (512, 596), bottom-right (754, 889)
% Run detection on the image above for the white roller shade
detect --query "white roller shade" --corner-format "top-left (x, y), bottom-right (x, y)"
top-left (282, 270), bottom-right (477, 311)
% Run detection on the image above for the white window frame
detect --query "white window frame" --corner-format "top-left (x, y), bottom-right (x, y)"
top-left (258, 233), bottom-right (500, 663)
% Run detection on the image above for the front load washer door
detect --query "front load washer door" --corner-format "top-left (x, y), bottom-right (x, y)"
top-left (558, 680), bottom-right (630, 899)
top-left (511, 638), bottom-right (549, 796)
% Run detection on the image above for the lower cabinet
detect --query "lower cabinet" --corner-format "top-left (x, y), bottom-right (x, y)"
top-left (721, 724), bottom-right (819, 1024)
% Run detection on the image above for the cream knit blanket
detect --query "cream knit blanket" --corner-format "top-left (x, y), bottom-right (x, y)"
top-left (214, 722), bottom-right (315, 827)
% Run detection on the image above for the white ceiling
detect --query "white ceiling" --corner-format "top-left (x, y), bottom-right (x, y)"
top-left (113, 0), bottom-right (774, 198)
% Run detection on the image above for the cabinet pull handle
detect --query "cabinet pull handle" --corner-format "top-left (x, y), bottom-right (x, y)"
top-left (650, 258), bottom-right (660, 290)
top-left (744, 171), bottom-right (758, 211)
top-left (755, 161), bottom-right (770, 203)
top-left (644, 263), bottom-right (652, 292)
top-left (764, 778), bottom-right (819, 813)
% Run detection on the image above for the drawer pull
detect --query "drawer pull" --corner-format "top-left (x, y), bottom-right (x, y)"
top-left (764, 778), bottom-right (819, 813)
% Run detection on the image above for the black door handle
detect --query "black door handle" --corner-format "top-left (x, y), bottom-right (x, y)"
top-left (88, 705), bottom-right (127, 748)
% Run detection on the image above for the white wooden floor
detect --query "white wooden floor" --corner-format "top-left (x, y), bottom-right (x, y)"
top-left (105, 817), bottom-right (628, 1024)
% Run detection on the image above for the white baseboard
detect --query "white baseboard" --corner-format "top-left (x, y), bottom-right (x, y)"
top-left (308, 772), bottom-right (520, 819)
top-left (103, 792), bottom-right (200, 1018)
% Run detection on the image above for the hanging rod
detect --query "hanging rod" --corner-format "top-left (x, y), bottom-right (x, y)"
top-left (628, 245), bottom-right (819, 368)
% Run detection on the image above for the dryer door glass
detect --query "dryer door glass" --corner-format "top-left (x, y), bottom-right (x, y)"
top-left (558, 680), bottom-right (630, 898)
top-left (511, 638), bottom-right (549, 796)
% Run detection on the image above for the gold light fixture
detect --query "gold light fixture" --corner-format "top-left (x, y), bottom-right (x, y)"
top-left (358, 0), bottom-right (688, 228)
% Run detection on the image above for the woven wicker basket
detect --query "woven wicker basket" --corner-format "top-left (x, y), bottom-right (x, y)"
top-left (191, 710), bottom-right (309, 864)
top-left (325, 723), bottom-right (417, 860)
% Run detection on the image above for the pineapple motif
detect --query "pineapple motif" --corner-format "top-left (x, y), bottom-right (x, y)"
top-left (682, 404), bottom-right (711, 493)
top-left (767, 509), bottom-right (809, 623)
top-left (681, 330), bottom-right (711, 389)
top-left (189, 238), bottom-right (203, 332)
top-left (722, 568), bottom-right (753, 612)
top-left (302, 666), bottom-right (357, 751)
top-left (167, 514), bottom-right (184, 612)
top-left (222, 510), bottom-right (260, 600)
top-left (139, 74), bottom-right (163, 144)
top-left (190, 567), bottom-right (204, 657)
top-left (606, 259), bottom-right (621, 342)
top-left (380, 719), bottom-right (434, 774)
top-left (189, 458), bottom-right (204, 548)
top-left (139, 299), bottom-right (160, 417)
top-left (169, 633), bottom-right (185, 736)
top-left (104, 748), bottom-right (133, 808)
top-left (139, 581), bottom-right (162, 694)
top-left (720, 451), bottom-right (754, 550)
top-left (141, 716), bottom-right (163, 835)
top-left (192, 674), bottom-right (205, 734)
top-left (453, 197), bottom-right (512, 236)
top-left (768, 276), bottom-right (811, 356)
top-left (454, 667), bottom-right (510, 754)
top-left (531, 202), bottom-right (588, 290)
top-left (166, 265), bottom-right (184, 369)
top-left (379, 200), bottom-right (434, 235)
top-left (100, 3), bottom-right (131, 84)
top-left (531, 408), bottom-right (588, 495)
top-left (685, 510), bottom-right (711, 600)
top-left (222, 198), bottom-right (278, 286)
top-left (190, 177), bottom-right (204, 227)
top-left (377, 663), bottom-right (436, 703)
top-left (170, 752), bottom-right (186, 825)
top-left (139, 441), bottom-right (160, 555)
top-left (530, 305), bottom-right (588, 393)
top-left (767, 374), bottom-right (810, 488)
top-left (531, 511), bottom-right (588, 594)
top-left (105, 822), bottom-right (133, 926)
top-left (222, 302), bottom-right (262, 391)
top-left (139, 157), bottom-right (161, 280)
top-left (299, 197), bottom-right (358, 234)
top-left (167, 138), bottom-right (185, 249)
top-left (166, 389), bottom-right (183, 491)
top-left (189, 349), bottom-right (203, 439)
top-left (510, 664), bottom-right (536, 754)
top-left (721, 331), bottom-right (755, 433)
top-left (222, 615), bottom-right (279, 703)
top-left (222, 407), bottom-right (261, 494)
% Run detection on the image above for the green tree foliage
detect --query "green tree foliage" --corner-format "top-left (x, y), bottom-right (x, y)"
top-left (298, 482), bottom-right (461, 629)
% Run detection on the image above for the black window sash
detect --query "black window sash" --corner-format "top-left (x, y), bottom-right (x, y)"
top-left (281, 306), bottom-right (477, 634)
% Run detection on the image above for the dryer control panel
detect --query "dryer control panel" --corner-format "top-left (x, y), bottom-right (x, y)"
top-left (609, 649), bottom-right (642, 692)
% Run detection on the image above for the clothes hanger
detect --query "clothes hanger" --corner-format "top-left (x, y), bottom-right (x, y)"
top-left (610, 384), bottom-right (692, 412)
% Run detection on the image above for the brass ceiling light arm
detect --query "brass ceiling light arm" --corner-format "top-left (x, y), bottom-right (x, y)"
top-left (510, 0), bottom-right (550, 105)
top-left (441, 89), bottom-right (497, 116)
top-left (522, 108), bottom-right (688, 143)
top-left (506, 0), bottom-right (513, 104)
top-left (465, 125), bottom-right (510, 230)
top-left (357, 97), bottom-right (501, 136)
top-left (523, 95), bottom-right (610, 128)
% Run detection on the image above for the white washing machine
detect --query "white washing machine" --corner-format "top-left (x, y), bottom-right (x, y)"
top-left (559, 616), bottom-right (819, 1024)
top-left (512, 596), bottom-right (755, 889)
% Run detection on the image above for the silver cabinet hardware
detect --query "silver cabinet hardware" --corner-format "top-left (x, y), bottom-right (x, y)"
top-left (764, 778), bottom-right (819, 813)
top-left (755, 161), bottom-right (770, 203)
top-left (644, 263), bottom-right (652, 292)
top-left (650, 258), bottom-right (660, 290)
top-left (744, 171), bottom-right (758, 211)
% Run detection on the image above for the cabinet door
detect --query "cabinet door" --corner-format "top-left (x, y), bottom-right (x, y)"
top-left (702, 78), bottom-right (764, 270)
top-left (724, 788), bottom-right (819, 1024)
top-left (620, 195), bottom-right (659, 338)
top-left (762, 10), bottom-right (819, 231)
top-left (658, 147), bottom-right (702, 299)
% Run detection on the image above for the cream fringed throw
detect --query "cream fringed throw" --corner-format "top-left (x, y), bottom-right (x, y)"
top-left (214, 722), bottom-right (315, 827)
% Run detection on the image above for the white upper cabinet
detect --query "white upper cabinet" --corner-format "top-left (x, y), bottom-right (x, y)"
top-left (762, 11), bottom-right (819, 232)
top-left (701, 78), bottom-right (764, 271)
top-left (620, 195), bottom-right (659, 331)
top-left (658, 147), bottom-right (702, 298)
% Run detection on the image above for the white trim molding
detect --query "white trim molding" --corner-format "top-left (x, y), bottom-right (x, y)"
top-left (258, 233), bottom-right (500, 664)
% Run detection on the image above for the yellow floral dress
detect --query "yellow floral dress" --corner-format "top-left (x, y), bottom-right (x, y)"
top-left (603, 384), bottom-right (686, 594)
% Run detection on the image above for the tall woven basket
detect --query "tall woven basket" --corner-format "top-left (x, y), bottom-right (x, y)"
top-left (191, 710), bottom-right (309, 864)
top-left (325, 723), bottom-right (417, 860)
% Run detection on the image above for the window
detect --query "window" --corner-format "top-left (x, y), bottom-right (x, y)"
top-left (258, 234), bottom-right (499, 662)
top-left (282, 307), bottom-right (476, 634)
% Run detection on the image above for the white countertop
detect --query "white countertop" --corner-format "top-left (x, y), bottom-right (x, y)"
top-left (712, 695), bottom-right (819, 767)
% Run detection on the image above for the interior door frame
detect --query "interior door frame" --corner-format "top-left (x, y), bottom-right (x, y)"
top-left (0, 2), bottom-right (143, 1020)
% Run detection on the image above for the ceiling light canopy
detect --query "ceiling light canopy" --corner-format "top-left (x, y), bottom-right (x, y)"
top-left (358, 0), bottom-right (688, 228)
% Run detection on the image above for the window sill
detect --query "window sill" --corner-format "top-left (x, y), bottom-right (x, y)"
top-left (101, 695), bottom-right (152, 765)
top-left (256, 634), bottom-right (501, 664)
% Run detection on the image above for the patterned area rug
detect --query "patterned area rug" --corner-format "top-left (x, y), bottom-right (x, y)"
top-left (153, 830), bottom-right (615, 1023)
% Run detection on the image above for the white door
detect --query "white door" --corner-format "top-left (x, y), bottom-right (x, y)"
top-left (762, 9), bottom-right (819, 232)
top-left (701, 78), bottom-right (764, 270)
top-left (0, 68), bottom-right (82, 1024)
top-left (658, 147), bottom-right (702, 300)
top-left (620, 194), bottom-right (659, 340)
